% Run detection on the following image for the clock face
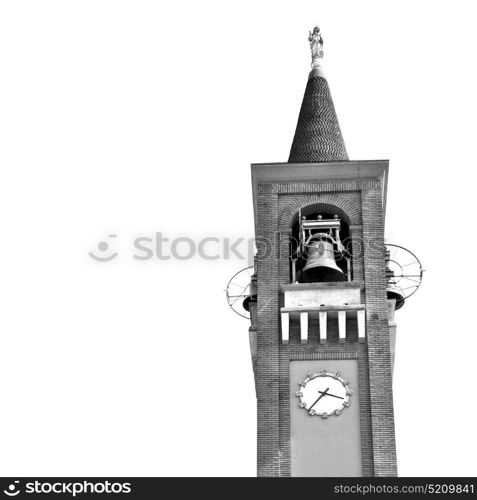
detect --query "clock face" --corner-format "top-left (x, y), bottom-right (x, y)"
top-left (295, 370), bottom-right (353, 418)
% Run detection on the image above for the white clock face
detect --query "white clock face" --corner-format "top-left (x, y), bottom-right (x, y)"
top-left (295, 370), bottom-right (352, 418)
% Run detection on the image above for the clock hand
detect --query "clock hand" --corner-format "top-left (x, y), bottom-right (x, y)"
top-left (318, 391), bottom-right (344, 400)
top-left (309, 387), bottom-right (329, 410)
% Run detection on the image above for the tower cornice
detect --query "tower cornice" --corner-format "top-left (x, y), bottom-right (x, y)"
top-left (251, 160), bottom-right (389, 233)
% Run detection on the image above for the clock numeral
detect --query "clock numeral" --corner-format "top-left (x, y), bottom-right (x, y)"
top-left (298, 380), bottom-right (307, 387)
top-left (299, 402), bottom-right (307, 408)
top-left (295, 391), bottom-right (303, 397)
top-left (343, 401), bottom-right (350, 408)
top-left (346, 389), bottom-right (354, 396)
top-left (334, 409), bottom-right (342, 416)
top-left (320, 369), bottom-right (327, 376)
top-left (342, 380), bottom-right (350, 386)
top-left (321, 412), bottom-right (329, 419)
top-left (309, 409), bottom-right (316, 416)
top-left (307, 371), bottom-right (316, 379)
top-left (334, 371), bottom-right (341, 379)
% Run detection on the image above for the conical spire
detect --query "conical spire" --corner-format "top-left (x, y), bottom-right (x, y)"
top-left (288, 27), bottom-right (348, 163)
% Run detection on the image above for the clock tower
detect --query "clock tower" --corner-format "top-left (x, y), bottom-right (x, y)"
top-left (246, 27), bottom-right (399, 477)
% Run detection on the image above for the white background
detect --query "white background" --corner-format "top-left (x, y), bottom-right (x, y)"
top-left (1, 0), bottom-right (476, 477)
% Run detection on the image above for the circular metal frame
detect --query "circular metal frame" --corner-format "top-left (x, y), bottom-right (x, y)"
top-left (225, 266), bottom-right (255, 319)
top-left (385, 243), bottom-right (423, 301)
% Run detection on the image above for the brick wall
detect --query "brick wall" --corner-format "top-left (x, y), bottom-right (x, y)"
top-left (254, 173), bottom-right (397, 477)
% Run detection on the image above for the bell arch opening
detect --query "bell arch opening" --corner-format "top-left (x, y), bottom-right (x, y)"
top-left (288, 205), bottom-right (352, 284)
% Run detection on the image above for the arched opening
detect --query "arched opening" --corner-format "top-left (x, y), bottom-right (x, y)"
top-left (288, 205), bottom-right (352, 283)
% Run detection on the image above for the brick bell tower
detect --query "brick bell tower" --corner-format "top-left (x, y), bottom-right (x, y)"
top-left (246, 27), bottom-right (398, 477)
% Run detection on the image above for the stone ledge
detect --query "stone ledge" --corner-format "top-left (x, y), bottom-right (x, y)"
top-left (281, 281), bottom-right (364, 292)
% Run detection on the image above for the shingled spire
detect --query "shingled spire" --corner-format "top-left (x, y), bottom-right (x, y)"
top-left (288, 27), bottom-right (348, 163)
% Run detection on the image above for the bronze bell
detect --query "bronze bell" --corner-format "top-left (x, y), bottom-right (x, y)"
top-left (242, 294), bottom-right (257, 312)
top-left (385, 250), bottom-right (405, 310)
top-left (301, 234), bottom-right (345, 283)
top-left (387, 282), bottom-right (405, 310)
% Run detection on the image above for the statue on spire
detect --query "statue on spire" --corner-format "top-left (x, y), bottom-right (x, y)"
top-left (309, 26), bottom-right (324, 69)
